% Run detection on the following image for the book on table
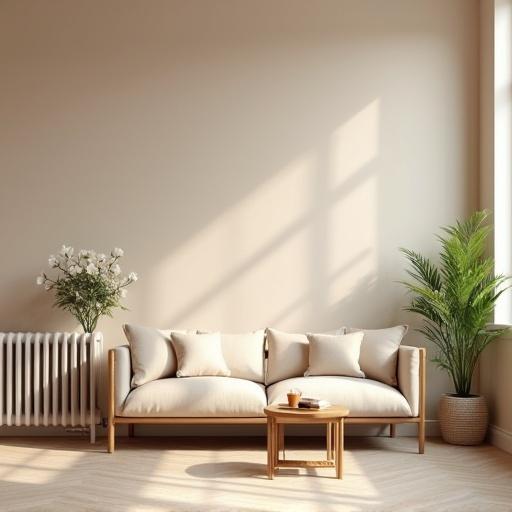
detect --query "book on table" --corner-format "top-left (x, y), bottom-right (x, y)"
top-left (298, 398), bottom-right (331, 409)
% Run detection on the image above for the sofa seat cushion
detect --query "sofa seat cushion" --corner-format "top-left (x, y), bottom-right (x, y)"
top-left (267, 376), bottom-right (412, 417)
top-left (121, 377), bottom-right (267, 417)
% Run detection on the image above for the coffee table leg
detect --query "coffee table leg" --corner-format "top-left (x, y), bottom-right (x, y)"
top-left (336, 418), bottom-right (344, 479)
top-left (327, 423), bottom-right (332, 460)
top-left (267, 417), bottom-right (274, 480)
top-left (279, 423), bottom-right (285, 460)
top-left (333, 421), bottom-right (337, 460)
top-left (273, 420), bottom-right (279, 468)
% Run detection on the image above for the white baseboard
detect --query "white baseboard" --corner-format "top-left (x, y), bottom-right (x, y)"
top-left (488, 424), bottom-right (512, 454)
top-left (0, 420), bottom-right (439, 438)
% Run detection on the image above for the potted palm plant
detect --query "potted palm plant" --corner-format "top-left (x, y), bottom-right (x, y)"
top-left (401, 211), bottom-right (509, 445)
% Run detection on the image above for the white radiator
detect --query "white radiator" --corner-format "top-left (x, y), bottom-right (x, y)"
top-left (0, 332), bottom-right (103, 443)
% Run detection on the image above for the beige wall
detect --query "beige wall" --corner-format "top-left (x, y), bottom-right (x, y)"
top-left (0, 0), bottom-right (479, 429)
top-left (479, 0), bottom-right (512, 453)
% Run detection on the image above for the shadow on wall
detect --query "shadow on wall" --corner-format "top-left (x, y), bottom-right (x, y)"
top-left (148, 99), bottom-right (384, 332)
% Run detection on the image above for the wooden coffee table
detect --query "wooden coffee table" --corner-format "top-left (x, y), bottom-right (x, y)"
top-left (264, 404), bottom-right (349, 480)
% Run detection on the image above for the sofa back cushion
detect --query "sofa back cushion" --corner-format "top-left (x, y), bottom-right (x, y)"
top-left (346, 325), bottom-right (408, 386)
top-left (305, 332), bottom-right (365, 378)
top-left (266, 328), bottom-right (309, 385)
top-left (220, 331), bottom-right (266, 383)
top-left (171, 332), bottom-right (231, 377)
top-left (123, 323), bottom-right (194, 387)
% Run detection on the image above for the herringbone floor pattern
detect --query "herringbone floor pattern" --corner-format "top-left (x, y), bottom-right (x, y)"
top-left (0, 436), bottom-right (511, 512)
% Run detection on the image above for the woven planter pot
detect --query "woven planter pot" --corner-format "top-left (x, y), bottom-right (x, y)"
top-left (439, 394), bottom-right (488, 446)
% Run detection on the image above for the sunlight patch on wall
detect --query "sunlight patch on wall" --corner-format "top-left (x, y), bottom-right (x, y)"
top-left (148, 100), bottom-right (381, 329)
top-left (151, 153), bottom-right (316, 329)
top-left (327, 100), bottom-right (380, 307)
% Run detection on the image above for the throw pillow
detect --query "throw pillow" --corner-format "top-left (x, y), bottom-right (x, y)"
top-left (265, 328), bottom-right (309, 385)
top-left (123, 323), bottom-right (194, 387)
top-left (305, 332), bottom-right (365, 378)
top-left (346, 325), bottom-right (409, 386)
top-left (214, 331), bottom-right (266, 383)
top-left (171, 332), bottom-right (231, 377)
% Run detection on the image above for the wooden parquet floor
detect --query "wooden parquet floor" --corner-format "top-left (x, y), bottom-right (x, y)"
top-left (0, 436), bottom-right (511, 512)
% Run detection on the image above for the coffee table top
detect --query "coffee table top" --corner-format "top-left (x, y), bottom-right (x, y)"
top-left (264, 404), bottom-right (349, 419)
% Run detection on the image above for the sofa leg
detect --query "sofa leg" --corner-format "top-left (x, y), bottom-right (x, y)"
top-left (389, 424), bottom-right (396, 438)
top-left (108, 420), bottom-right (115, 453)
top-left (418, 420), bottom-right (425, 454)
top-left (108, 349), bottom-right (115, 454)
top-left (418, 347), bottom-right (426, 454)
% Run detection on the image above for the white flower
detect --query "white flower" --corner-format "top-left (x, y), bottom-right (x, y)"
top-left (111, 264), bottom-right (121, 275)
top-left (86, 263), bottom-right (98, 275)
top-left (112, 247), bottom-right (124, 257)
top-left (98, 258), bottom-right (109, 271)
top-left (128, 272), bottom-right (138, 282)
top-left (36, 274), bottom-right (45, 285)
top-left (44, 283), bottom-right (52, 291)
top-left (48, 255), bottom-right (58, 268)
top-left (77, 257), bottom-right (88, 269)
top-left (120, 288), bottom-right (127, 298)
top-left (80, 249), bottom-right (96, 260)
top-left (75, 291), bottom-right (81, 299)
top-left (60, 245), bottom-right (74, 257)
top-left (69, 265), bottom-right (83, 276)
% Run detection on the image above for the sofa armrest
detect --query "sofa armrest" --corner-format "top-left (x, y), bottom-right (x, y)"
top-left (397, 345), bottom-right (426, 417)
top-left (109, 345), bottom-right (132, 415)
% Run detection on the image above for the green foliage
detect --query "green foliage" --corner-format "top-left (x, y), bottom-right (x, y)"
top-left (37, 246), bottom-right (137, 333)
top-left (401, 211), bottom-right (510, 396)
top-left (53, 270), bottom-right (123, 333)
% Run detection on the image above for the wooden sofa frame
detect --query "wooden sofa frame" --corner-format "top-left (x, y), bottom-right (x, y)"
top-left (107, 347), bottom-right (426, 454)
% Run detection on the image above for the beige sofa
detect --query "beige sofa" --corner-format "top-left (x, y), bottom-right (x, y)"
top-left (107, 327), bottom-right (426, 454)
